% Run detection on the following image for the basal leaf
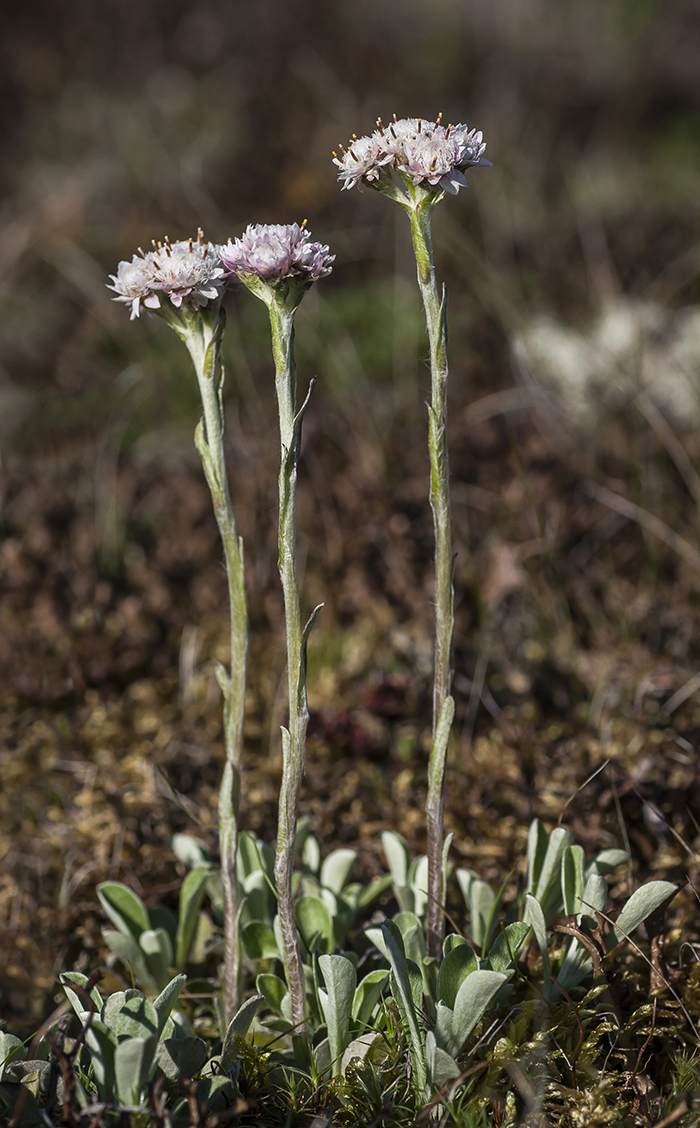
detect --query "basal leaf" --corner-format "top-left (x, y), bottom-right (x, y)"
top-left (436, 942), bottom-right (479, 1008)
top-left (175, 865), bottom-right (210, 969)
top-left (97, 882), bottom-right (149, 943)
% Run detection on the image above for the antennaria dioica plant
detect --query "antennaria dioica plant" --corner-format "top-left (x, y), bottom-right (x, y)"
top-left (107, 232), bottom-right (249, 1023)
top-left (333, 115), bottom-right (491, 955)
top-left (108, 224), bottom-right (334, 1036)
top-left (219, 223), bottom-right (334, 1038)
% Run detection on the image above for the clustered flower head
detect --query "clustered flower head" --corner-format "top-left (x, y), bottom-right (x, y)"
top-left (333, 113), bottom-right (490, 196)
top-left (107, 230), bottom-right (225, 319)
top-left (219, 222), bottom-right (334, 284)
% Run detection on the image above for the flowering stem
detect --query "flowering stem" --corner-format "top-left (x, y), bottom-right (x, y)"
top-left (173, 304), bottom-right (249, 1025)
top-left (267, 293), bottom-right (316, 1039)
top-left (409, 201), bottom-right (455, 959)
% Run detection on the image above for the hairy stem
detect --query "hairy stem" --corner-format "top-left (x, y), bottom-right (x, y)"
top-left (409, 202), bottom-right (455, 958)
top-left (182, 305), bottom-right (249, 1024)
top-left (268, 295), bottom-right (308, 1036)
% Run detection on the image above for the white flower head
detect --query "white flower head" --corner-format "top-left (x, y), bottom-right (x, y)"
top-left (107, 255), bottom-right (161, 320)
top-left (333, 133), bottom-right (389, 192)
top-left (148, 232), bottom-right (225, 308)
top-left (219, 222), bottom-right (334, 283)
top-left (334, 113), bottom-right (490, 199)
top-left (107, 230), bottom-right (225, 319)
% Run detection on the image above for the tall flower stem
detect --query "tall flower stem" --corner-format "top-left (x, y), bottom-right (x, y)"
top-left (267, 293), bottom-right (317, 1037)
top-left (409, 201), bottom-right (456, 959)
top-left (170, 303), bottom-right (249, 1024)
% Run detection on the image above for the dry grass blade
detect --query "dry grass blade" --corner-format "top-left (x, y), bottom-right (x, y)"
top-left (657, 672), bottom-right (700, 723)
top-left (636, 393), bottom-right (700, 512)
top-left (584, 481), bottom-right (700, 574)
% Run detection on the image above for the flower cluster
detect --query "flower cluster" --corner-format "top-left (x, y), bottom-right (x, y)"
top-left (107, 231), bottom-right (225, 319)
top-left (333, 114), bottom-right (489, 196)
top-left (219, 223), bottom-right (334, 284)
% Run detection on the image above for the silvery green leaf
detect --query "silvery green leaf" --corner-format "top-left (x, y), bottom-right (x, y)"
top-left (241, 921), bottom-right (280, 960)
top-left (140, 928), bottom-right (174, 990)
top-left (171, 834), bottom-right (212, 869)
top-left (319, 955), bottom-right (356, 1077)
top-left (108, 993), bottom-right (159, 1040)
top-left (355, 873), bottom-right (394, 910)
top-left (114, 1035), bottom-right (157, 1106)
top-left (237, 832), bottom-right (263, 881)
top-left (101, 990), bottom-right (128, 1030)
top-left (561, 845), bottom-right (585, 918)
top-left (242, 869), bottom-right (272, 922)
top-left (436, 942), bottom-right (479, 1008)
top-left (97, 882), bottom-right (149, 942)
top-left (221, 995), bottom-right (263, 1071)
top-left (302, 834), bottom-right (322, 875)
top-left (175, 865), bottom-right (210, 969)
top-left (196, 1074), bottom-right (232, 1112)
top-left (256, 973), bottom-right (288, 1016)
top-left (586, 849), bottom-right (629, 877)
top-left (456, 869), bottom-right (497, 948)
top-left (0, 1034), bottom-right (26, 1082)
top-left (205, 869), bottom-right (224, 921)
top-left (169, 1011), bottom-right (192, 1038)
top-left (153, 974), bottom-right (187, 1038)
top-left (320, 848), bottom-right (356, 895)
top-left (382, 920), bottom-right (428, 1099)
top-left (148, 905), bottom-right (178, 946)
top-left (393, 910), bottom-right (422, 937)
top-left (441, 831), bottom-right (454, 901)
top-left (425, 1030), bottom-right (461, 1089)
top-left (487, 923), bottom-right (531, 973)
top-left (526, 819), bottom-right (549, 896)
top-left (452, 970), bottom-right (508, 1053)
top-left (364, 926), bottom-right (389, 960)
top-left (314, 1036), bottom-right (331, 1077)
top-left (102, 930), bottom-right (158, 993)
top-left (581, 873), bottom-right (608, 921)
top-left (60, 972), bottom-right (103, 1020)
top-left (534, 827), bottom-right (574, 920)
top-left (609, 881), bottom-right (679, 947)
top-left (298, 603), bottom-right (323, 702)
top-left (4, 1059), bottom-right (51, 1096)
top-left (409, 855), bottom-right (429, 919)
top-left (0, 1078), bottom-right (42, 1126)
top-left (382, 831), bottom-right (410, 888)
top-left (352, 969), bottom-right (389, 1026)
top-left (434, 1002), bottom-right (454, 1053)
top-left (157, 1037), bottom-right (207, 1081)
top-left (443, 933), bottom-right (467, 956)
top-left (557, 934), bottom-right (591, 993)
top-left (524, 894), bottom-right (551, 990)
top-left (341, 1033), bottom-right (379, 1076)
top-left (402, 925), bottom-right (426, 970)
top-left (295, 895), bottom-right (333, 953)
top-left (395, 884), bottom-right (416, 914)
top-left (321, 886), bottom-right (340, 925)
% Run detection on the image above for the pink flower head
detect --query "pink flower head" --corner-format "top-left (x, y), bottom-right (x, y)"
top-left (107, 255), bottom-right (161, 320)
top-left (333, 134), bottom-right (390, 192)
top-left (107, 230), bottom-right (224, 318)
top-left (147, 232), bottom-right (225, 308)
top-left (219, 223), bottom-right (334, 283)
top-left (334, 114), bottom-right (490, 198)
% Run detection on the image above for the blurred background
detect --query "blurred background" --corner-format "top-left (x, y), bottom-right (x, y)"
top-left (2, 0), bottom-right (700, 1022)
